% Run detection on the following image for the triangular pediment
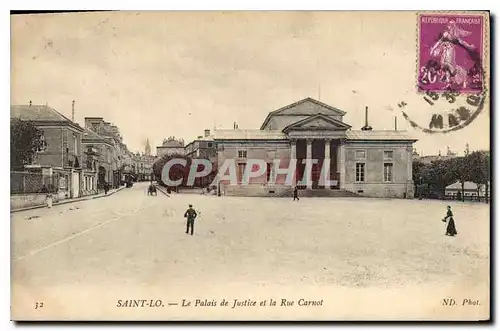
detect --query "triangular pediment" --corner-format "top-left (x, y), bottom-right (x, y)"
top-left (276, 98), bottom-right (346, 116)
top-left (260, 98), bottom-right (347, 130)
top-left (282, 114), bottom-right (351, 133)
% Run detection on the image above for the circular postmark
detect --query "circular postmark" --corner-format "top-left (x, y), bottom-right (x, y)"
top-left (398, 87), bottom-right (486, 134)
top-left (401, 12), bottom-right (488, 134)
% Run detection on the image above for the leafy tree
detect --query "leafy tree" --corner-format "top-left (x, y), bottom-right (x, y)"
top-left (10, 118), bottom-right (46, 170)
top-left (153, 153), bottom-right (193, 187)
top-left (467, 151), bottom-right (490, 202)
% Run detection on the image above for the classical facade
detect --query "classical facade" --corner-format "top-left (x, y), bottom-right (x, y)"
top-left (213, 98), bottom-right (417, 198)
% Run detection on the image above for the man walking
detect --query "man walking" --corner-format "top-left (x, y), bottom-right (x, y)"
top-left (184, 204), bottom-right (197, 235)
top-left (293, 186), bottom-right (300, 201)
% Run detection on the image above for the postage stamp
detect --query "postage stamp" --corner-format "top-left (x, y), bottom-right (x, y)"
top-left (396, 12), bottom-right (490, 134)
top-left (417, 13), bottom-right (484, 93)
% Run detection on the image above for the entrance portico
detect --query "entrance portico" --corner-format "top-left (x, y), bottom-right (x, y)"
top-left (283, 113), bottom-right (351, 189)
top-left (290, 138), bottom-right (343, 189)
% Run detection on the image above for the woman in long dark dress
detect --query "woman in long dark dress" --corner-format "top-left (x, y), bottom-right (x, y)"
top-left (442, 205), bottom-right (458, 236)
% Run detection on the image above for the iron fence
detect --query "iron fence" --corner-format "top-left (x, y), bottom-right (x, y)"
top-left (10, 171), bottom-right (60, 194)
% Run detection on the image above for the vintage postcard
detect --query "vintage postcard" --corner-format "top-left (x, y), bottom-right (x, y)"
top-left (10, 11), bottom-right (490, 321)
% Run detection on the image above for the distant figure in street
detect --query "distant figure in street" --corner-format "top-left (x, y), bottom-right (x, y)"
top-left (104, 182), bottom-right (109, 195)
top-left (442, 205), bottom-right (458, 236)
top-left (293, 186), bottom-right (300, 201)
top-left (184, 204), bottom-right (198, 235)
top-left (45, 193), bottom-right (53, 208)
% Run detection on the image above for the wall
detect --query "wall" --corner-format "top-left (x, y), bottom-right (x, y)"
top-left (342, 142), bottom-right (414, 198)
top-left (222, 184), bottom-right (293, 197)
top-left (217, 141), bottom-right (292, 186)
top-left (36, 125), bottom-right (83, 168)
top-left (35, 127), bottom-right (63, 167)
top-left (11, 193), bottom-right (48, 210)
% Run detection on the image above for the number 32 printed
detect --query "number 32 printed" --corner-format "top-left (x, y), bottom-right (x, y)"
top-left (35, 302), bottom-right (43, 309)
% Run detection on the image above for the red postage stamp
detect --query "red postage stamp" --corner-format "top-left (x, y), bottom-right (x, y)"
top-left (418, 13), bottom-right (484, 93)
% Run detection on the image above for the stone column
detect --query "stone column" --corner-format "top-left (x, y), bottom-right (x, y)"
top-left (290, 139), bottom-right (297, 159)
top-left (306, 139), bottom-right (313, 189)
top-left (324, 139), bottom-right (331, 189)
top-left (339, 141), bottom-right (346, 189)
top-left (289, 139), bottom-right (297, 186)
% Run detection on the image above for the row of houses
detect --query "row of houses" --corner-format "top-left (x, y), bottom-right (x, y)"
top-left (10, 104), bottom-right (154, 207)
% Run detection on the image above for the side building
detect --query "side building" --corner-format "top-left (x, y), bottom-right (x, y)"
top-left (11, 104), bottom-right (96, 209)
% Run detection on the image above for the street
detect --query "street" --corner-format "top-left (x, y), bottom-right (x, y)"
top-left (11, 182), bottom-right (490, 320)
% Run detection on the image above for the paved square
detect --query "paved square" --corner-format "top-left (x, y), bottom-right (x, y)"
top-left (11, 183), bottom-right (490, 320)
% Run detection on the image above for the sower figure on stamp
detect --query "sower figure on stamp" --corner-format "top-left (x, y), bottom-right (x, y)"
top-left (184, 204), bottom-right (197, 235)
top-left (293, 186), bottom-right (300, 201)
top-left (429, 20), bottom-right (476, 89)
top-left (442, 205), bottom-right (458, 236)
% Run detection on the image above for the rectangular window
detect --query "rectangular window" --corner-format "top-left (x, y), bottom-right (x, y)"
top-left (37, 135), bottom-right (46, 152)
top-left (384, 150), bottom-right (394, 160)
top-left (384, 163), bottom-right (393, 182)
top-left (355, 150), bottom-right (366, 159)
top-left (208, 142), bottom-right (213, 148)
top-left (355, 163), bottom-right (365, 182)
top-left (238, 150), bottom-right (247, 158)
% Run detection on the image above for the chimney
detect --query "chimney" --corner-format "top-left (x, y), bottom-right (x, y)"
top-left (72, 100), bottom-right (75, 122)
top-left (204, 129), bottom-right (210, 137)
top-left (361, 106), bottom-right (373, 131)
top-left (394, 116), bottom-right (398, 131)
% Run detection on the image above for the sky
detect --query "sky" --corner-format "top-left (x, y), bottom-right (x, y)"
top-left (11, 11), bottom-right (490, 156)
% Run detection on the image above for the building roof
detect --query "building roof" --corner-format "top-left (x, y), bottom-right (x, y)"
top-left (82, 128), bottom-right (114, 147)
top-left (446, 181), bottom-right (478, 190)
top-left (159, 138), bottom-right (184, 147)
top-left (11, 104), bottom-right (72, 121)
top-left (213, 129), bottom-right (287, 140)
top-left (345, 130), bottom-right (417, 141)
top-left (11, 104), bottom-right (83, 131)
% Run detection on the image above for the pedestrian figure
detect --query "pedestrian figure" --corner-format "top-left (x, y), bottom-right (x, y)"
top-left (104, 182), bottom-right (109, 195)
top-left (293, 186), bottom-right (300, 201)
top-left (442, 205), bottom-right (458, 236)
top-left (184, 204), bottom-right (197, 235)
top-left (46, 192), bottom-right (53, 208)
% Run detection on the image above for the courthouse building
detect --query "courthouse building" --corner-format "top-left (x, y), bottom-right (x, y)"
top-left (212, 98), bottom-right (417, 198)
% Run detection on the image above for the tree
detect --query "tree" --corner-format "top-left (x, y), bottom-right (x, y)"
top-left (10, 118), bottom-right (46, 170)
top-left (412, 160), bottom-right (427, 198)
top-left (445, 157), bottom-right (472, 201)
top-left (467, 151), bottom-right (490, 203)
top-left (153, 153), bottom-right (193, 188)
